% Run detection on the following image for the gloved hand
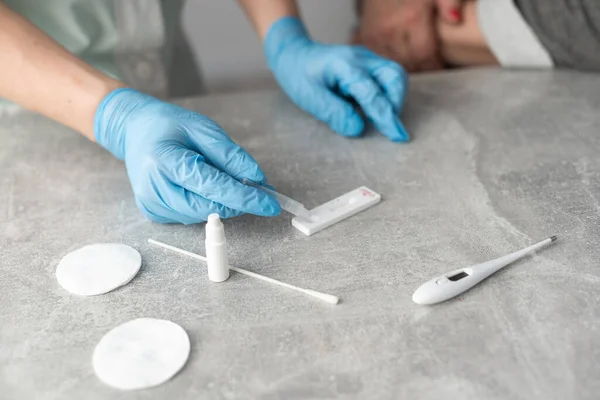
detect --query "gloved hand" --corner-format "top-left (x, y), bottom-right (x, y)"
top-left (94, 88), bottom-right (281, 224)
top-left (264, 16), bottom-right (409, 142)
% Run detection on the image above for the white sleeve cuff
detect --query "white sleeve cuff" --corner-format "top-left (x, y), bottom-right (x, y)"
top-left (477, 0), bottom-right (554, 68)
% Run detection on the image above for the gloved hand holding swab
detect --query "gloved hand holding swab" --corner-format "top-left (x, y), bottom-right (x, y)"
top-left (241, 179), bottom-right (312, 220)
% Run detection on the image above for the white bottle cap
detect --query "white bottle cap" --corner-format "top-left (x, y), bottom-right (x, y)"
top-left (206, 214), bottom-right (225, 242)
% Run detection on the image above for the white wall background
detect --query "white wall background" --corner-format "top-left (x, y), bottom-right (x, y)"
top-left (182, 0), bottom-right (356, 93)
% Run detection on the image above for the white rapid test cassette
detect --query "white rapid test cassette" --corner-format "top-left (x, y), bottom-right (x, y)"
top-left (292, 186), bottom-right (381, 236)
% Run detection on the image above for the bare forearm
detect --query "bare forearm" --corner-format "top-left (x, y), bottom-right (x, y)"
top-left (0, 3), bottom-right (124, 140)
top-left (436, 1), bottom-right (497, 66)
top-left (237, 0), bottom-right (300, 39)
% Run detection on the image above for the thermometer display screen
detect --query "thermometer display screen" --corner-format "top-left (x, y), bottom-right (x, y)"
top-left (447, 271), bottom-right (469, 281)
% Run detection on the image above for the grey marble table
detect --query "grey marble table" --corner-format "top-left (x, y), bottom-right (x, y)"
top-left (1, 69), bottom-right (599, 400)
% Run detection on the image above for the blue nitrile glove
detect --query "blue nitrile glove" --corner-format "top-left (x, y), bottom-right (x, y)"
top-left (94, 88), bottom-right (281, 224)
top-left (264, 17), bottom-right (409, 142)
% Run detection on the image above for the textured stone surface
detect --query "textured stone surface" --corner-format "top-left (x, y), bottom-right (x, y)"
top-left (1, 69), bottom-right (599, 399)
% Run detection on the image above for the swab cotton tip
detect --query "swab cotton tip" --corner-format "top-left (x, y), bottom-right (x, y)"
top-left (303, 290), bottom-right (340, 304)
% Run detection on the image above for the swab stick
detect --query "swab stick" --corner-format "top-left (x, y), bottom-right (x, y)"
top-left (148, 239), bottom-right (340, 305)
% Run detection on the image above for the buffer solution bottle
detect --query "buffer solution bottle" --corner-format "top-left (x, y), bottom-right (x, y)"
top-left (205, 214), bottom-right (230, 282)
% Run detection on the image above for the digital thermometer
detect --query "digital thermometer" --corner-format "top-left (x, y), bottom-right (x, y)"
top-left (412, 236), bottom-right (557, 305)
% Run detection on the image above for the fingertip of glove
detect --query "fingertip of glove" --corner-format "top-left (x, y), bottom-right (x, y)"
top-left (389, 119), bottom-right (410, 143)
top-left (250, 190), bottom-right (282, 217)
top-left (234, 173), bottom-right (268, 191)
top-left (333, 113), bottom-right (364, 137)
top-left (263, 199), bottom-right (282, 217)
top-left (247, 170), bottom-right (268, 186)
top-left (389, 135), bottom-right (410, 143)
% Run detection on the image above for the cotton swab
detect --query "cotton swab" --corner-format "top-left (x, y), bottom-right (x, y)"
top-left (147, 239), bottom-right (340, 305)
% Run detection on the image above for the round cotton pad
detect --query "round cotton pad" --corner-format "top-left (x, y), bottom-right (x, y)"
top-left (93, 318), bottom-right (190, 390)
top-left (56, 243), bottom-right (142, 296)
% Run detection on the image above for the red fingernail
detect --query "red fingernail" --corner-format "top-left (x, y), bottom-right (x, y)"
top-left (450, 8), bottom-right (461, 21)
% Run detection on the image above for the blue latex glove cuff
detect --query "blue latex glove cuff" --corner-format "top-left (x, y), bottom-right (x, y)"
top-left (94, 88), bottom-right (150, 160)
top-left (264, 16), bottom-right (310, 70)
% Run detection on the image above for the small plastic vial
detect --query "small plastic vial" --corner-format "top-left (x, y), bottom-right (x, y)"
top-left (205, 214), bottom-right (230, 282)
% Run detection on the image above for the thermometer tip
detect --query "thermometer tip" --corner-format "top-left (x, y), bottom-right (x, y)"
top-left (550, 235), bottom-right (558, 242)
